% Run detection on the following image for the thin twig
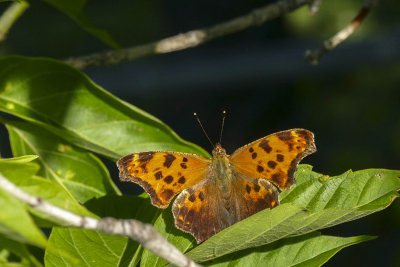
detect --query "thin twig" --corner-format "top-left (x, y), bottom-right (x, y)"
top-left (65, 0), bottom-right (313, 69)
top-left (0, 0), bottom-right (29, 43)
top-left (0, 173), bottom-right (201, 267)
top-left (305, 0), bottom-right (379, 65)
top-left (309, 0), bottom-right (323, 16)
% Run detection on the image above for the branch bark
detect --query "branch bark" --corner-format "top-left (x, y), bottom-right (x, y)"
top-left (0, 0), bottom-right (29, 43)
top-left (305, 0), bottom-right (379, 64)
top-left (65, 0), bottom-right (313, 69)
top-left (0, 172), bottom-right (201, 267)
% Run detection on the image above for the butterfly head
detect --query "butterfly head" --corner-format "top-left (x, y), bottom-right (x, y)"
top-left (212, 143), bottom-right (227, 157)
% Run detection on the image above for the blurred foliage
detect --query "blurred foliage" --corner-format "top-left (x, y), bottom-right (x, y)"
top-left (286, 0), bottom-right (400, 39)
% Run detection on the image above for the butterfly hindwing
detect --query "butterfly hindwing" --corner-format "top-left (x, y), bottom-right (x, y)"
top-left (172, 171), bottom-right (279, 243)
top-left (230, 172), bottom-right (280, 221)
top-left (172, 181), bottom-right (220, 243)
top-left (230, 129), bottom-right (316, 190)
top-left (118, 152), bottom-right (211, 208)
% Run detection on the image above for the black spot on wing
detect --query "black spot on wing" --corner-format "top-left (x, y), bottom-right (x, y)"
top-left (188, 194), bottom-right (196, 202)
top-left (178, 176), bottom-right (186, 184)
top-left (267, 161), bottom-right (277, 169)
top-left (164, 154), bottom-right (176, 168)
top-left (139, 152), bottom-right (155, 162)
top-left (198, 191), bottom-right (205, 201)
top-left (259, 140), bottom-right (272, 153)
top-left (257, 165), bottom-right (264, 173)
top-left (277, 131), bottom-right (293, 141)
top-left (246, 184), bottom-right (251, 194)
top-left (164, 175), bottom-right (173, 184)
top-left (154, 171), bottom-right (163, 180)
top-left (277, 154), bottom-right (284, 162)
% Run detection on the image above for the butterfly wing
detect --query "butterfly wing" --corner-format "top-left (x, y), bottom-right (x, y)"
top-left (230, 129), bottom-right (316, 190)
top-left (118, 152), bottom-right (211, 208)
top-left (172, 170), bottom-right (279, 243)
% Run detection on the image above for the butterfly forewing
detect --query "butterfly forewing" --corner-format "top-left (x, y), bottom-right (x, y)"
top-left (229, 129), bottom-right (316, 190)
top-left (118, 152), bottom-right (211, 208)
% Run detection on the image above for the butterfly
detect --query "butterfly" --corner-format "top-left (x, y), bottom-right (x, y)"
top-left (118, 128), bottom-right (316, 243)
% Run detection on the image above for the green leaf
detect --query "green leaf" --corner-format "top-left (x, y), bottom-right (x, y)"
top-left (0, 157), bottom-right (95, 225)
top-left (0, 155), bottom-right (38, 163)
top-left (207, 232), bottom-right (376, 267)
top-left (44, 228), bottom-right (128, 267)
top-left (85, 194), bottom-right (160, 267)
top-left (187, 165), bottom-right (400, 262)
top-left (280, 165), bottom-right (400, 212)
top-left (0, 181), bottom-right (47, 248)
top-left (0, 234), bottom-right (43, 267)
top-left (41, 0), bottom-right (119, 48)
top-left (45, 194), bottom-right (159, 267)
top-left (6, 119), bottom-right (120, 203)
top-left (0, 56), bottom-right (209, 160)
top-left (141, 207), bottom-right (195, 267)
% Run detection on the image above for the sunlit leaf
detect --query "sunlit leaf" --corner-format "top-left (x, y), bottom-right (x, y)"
top-left (6, 119), bottom-right (120, 203)
top-left (0, 185), bottom-right (47, 248)
top-left (0, 56), bottom-right (209, 160)
top-left (207, 232), bottom-right (375, 267)
top-left (187, 165), bottom-right (400, 262)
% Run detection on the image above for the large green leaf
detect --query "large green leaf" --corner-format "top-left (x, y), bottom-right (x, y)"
top-left (0, 156), bottom-right (94, 225)
top-left (45, 194), bottom-right (159, 267)
top-left (140, 207), bottom-right (195, 267)
top-left (0, 56), bottom-right (209, 160)
top-left (0, 183), bottom-right (47, 248)
top-left (45, 227), bottom-right (128, 267)
top-left (0, 234), bottom-right (43, 267)
top-left (280, 166), bottom-right (400, 212)
top-left (207, 232), bottom-right (376, 267)
top-left (186, 165), bottom-right (400, 262)
top-left (5, 119), bottom-right (120, 203)
top-left (42, 0), bottom-right (119, 48)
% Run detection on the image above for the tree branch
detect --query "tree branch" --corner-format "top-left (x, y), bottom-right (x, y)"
top-left (305, 0), bottom-right (379, 64)
top-left (0, 173), bottom-right (201, 267)
top-left (0, 0), bottom-right (29, 43)
top-left (65, 0), bottom-right (313, 69)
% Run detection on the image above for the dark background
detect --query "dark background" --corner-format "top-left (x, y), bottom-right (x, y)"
top-left (0, 0), bottom-right (399, 266)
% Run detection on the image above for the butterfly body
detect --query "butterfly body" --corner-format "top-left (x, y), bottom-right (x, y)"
top-left (210, 144), bottom-right (232, 196)
top-left (118, 129), bottom-right (316, 243)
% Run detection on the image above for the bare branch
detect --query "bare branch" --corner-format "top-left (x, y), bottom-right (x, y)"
top-left (65, 0), bottom-right (313, 69)
top-left (305, 0), bottom-right (379, 64)
top-left (0, 173), bottom-right (201, 267)
top-left (0, 0), bottom-right (29, 43)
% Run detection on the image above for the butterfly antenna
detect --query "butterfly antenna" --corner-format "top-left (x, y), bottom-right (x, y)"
top-left (194, 112), bottom-right (214, 148)
top-left (219, 110), bottom-right (226, 144)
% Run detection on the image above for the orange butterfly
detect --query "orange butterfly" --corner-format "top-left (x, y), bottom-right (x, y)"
top-left (118, 127), bottom-right (316, 243)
